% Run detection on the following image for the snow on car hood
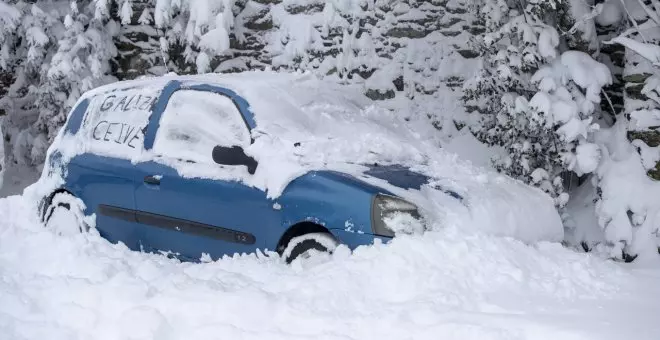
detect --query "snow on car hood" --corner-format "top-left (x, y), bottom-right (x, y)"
top-left (40, 70), bottom-right (563, 243)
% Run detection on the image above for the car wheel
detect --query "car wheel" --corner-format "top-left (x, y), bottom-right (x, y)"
top-left (282, 232), bottom-right (338, 264)
top-left (42, 192), bottom-right (88, 236)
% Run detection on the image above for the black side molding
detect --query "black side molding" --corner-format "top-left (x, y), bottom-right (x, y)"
top-left (97, 204), bottom-right (255, 245)
top-left (98, 204), bottom-right (137, 222)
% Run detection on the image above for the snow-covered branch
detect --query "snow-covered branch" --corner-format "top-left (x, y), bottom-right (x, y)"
top-left (635, 0), bottom-right (660, 25)
top-left (609, 36), bottom-right (660, 67)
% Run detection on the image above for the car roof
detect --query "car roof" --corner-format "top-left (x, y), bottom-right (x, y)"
top-left (79, 70), bottom-right (372, 135)
top-left (81, 70), bottom-right (297, 97)
top-left (81, 70), bottom-right (369, 108)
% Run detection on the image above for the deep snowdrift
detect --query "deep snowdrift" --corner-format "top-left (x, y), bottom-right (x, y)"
top-left (1, 194), bottom-right (659, 340)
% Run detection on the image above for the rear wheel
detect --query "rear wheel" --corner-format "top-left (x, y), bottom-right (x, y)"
top-left (282, 232), bottom-right (338, 264)
top-left (42, 192), bottom-right (88, 236)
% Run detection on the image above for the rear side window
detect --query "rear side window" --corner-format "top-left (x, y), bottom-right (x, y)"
top-left (152, 90), bottom-right (250, 164)
top-left (79, 87), bottom-right (160, 159)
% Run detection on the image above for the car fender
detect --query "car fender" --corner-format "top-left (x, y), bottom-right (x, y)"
top-left (269, 170), bottom-right (391, 251)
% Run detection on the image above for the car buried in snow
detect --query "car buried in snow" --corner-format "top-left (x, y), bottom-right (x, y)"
top-left (35, 71), bottom-right (563, 263)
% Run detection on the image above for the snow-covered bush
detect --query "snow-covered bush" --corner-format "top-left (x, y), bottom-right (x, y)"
top-left (591, 0), bottom-right (660, 260)
top-left (463, 0), bottom-right (611, 206)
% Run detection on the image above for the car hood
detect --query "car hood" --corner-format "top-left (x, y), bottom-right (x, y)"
top-left (360, 164), bottom-right (464, 201)
top-left (362, 164), bottom-right (430, 190)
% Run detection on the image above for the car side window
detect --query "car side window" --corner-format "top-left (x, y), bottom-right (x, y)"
top-left (152, 90), bottom-right (250, 164)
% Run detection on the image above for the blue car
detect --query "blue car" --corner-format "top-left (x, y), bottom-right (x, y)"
top-left (37, 72), bottom-right (447, 263)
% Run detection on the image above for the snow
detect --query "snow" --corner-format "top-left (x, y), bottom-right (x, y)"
top-left (441, 129), bottom-right (504, 170)
top-left (567, 0), bottom-right (599, 50)
top-left (198, 26), bottom-right (230, 55)
top-left (596, 0), bottom-right (623, 26)
top-left (268, 7), bottom-right (327, 66)
top-left (365, 67), bottom-right (397, 92)
top-left (609, 36), bottom-right (660, 67)
top-left (594, 121), bottom-right (660, 259)
top-left (560, 51), bottom-right (612, 103)
top-left (46, 70), bottom-right (563, 244)
top-left (2, 192), bottom-right (660, 339)
top-left (279, 231), bottom-right (337, 262)
top-left (152, 89), bottom-right (251, 163)
top-left (630, 109), bottom-right (660, 130)
top-left (195, 52), bottom-right (211, 73)
top-left (26, 27), bottom-right (50, 47)
top-left (382, 211), bottom-right (426, 234)
top-left (121, 1), bottom-right (133, 25)
top-left (564, 177), bottom-right (606, 248)
top-left (537, 28), bottom-right (559, 59)
top-left (77, 86), bottom-right (161, 160)
top-left (522, 51), bottom-right (612, 182)
top-left (0, 2), bottom-right (21, 27)
top-left (530, 51), bottom-right (612, 135)
top-left (0, 165), bottom-right (41, 198)
top-left (574, 143), bottom-right (601, 174)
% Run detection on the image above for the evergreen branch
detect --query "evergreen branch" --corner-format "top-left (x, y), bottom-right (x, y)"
top-left (618, 0), bottom-right (649, 43)
top-left (635, 0), bottom-right (660, 26)
top-left (564, 3), bottom-right (602, 36)
top-left (601, 88), bottom-right (617, 126)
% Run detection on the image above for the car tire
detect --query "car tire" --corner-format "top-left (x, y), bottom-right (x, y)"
top-left (42, 192), bottom-right (88, 236)
top-left (282, 232), bottom-right (338, 264)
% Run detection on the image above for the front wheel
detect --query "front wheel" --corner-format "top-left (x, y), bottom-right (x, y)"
top-left (42, 192), bottom-right (88, 236)
top-left (282, 232), bottom-right (338, 264)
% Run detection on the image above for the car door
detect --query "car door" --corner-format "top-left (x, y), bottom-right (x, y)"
top-left (133, 87), bottom-right (277, 261)
top-left (65, 87), bottom-right (159, 251)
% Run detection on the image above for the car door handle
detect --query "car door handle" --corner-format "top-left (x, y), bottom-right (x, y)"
top-left (143, 175), bottom-right (161, 186)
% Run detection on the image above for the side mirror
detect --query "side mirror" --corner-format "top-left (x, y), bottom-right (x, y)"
top-left (212, 145), bottom-right (258, 175)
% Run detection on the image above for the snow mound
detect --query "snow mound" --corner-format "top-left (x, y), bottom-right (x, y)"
top-left (3, 194), bottom-right (660, 340)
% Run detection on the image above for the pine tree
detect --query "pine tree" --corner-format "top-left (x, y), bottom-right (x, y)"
top-left (463, 0), bottom-right (611, 207)
top-left (592, 0), bottom-right (660, 260)
top-left (34, 1), bottom-right (118, 161)
top-left (0, 1), bottom-right (64, 167)
top-left (0, 1), bottom-right (117, 167)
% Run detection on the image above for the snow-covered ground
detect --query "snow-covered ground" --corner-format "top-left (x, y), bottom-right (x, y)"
top-left (1, 70), bottom-right (659, 339)
top-left (0, 165), bottom-right (41, 198)
top-left (1, 192), bottom-right (659, 340)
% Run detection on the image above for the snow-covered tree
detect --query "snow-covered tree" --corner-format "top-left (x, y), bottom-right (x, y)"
top-left (110, 0), bottom-right (168, 79)
top-left (34, 1), bottom-right (118, 160)
top-left (0, 1), bottom-right (66, 167)
top-left (0, 2), bottom-right (22, 178)
top-left (589, 0), bottom-right (660, 261)
top-left (150, 0), bottom-right (237, 73)
top-left (0, 1), bottom-right (117, 167)
top-left (463, 0), bottom-right (611, 207)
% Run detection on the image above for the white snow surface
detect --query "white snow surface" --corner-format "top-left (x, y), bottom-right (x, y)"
top-left (44, 70), bottom-right (563, 243)
top-left (1, 193), bottom-right (660, 340)
top-left (595, 0), bottom-right (623, 26)
top-left (594, 121), bottom-right (660, 259)
top-left (630, 109), bottom-right (660, 130)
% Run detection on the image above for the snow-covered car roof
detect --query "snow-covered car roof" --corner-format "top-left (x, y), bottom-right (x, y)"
top-left (81, 70), bottom-right (375, 138)
top-left (66, 70), bottom-right (563, 243)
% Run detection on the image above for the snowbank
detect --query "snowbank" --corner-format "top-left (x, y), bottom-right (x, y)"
top-left (2, 194), bottom-right (660, 340)
top-left (42, 70), bottom-right (562, 243)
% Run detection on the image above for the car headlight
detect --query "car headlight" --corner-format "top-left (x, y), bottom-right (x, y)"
top-left (371, 194), bottom-right (423, 237)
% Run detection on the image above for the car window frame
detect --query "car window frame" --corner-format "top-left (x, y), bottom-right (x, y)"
top-left (145, 83), bottom-right (254, 165)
